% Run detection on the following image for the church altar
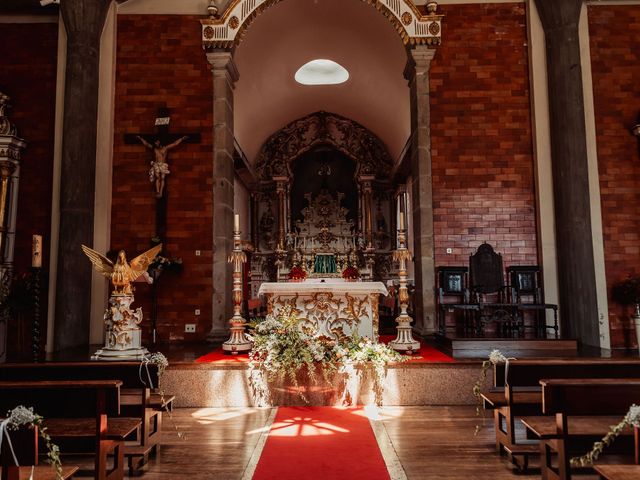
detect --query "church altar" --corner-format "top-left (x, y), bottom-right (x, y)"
top-left (258, 278), bottom-right (388, 341)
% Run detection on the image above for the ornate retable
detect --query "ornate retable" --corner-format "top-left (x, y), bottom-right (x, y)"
top-left (258, 279), bottom-right (388, 341)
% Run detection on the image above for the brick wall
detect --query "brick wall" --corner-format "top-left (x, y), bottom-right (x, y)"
top-left (0, 23), bottom-right (58, 356)
top-left (430, 3), bottom-right (538, 270)
top-left (113, 15), bottom-right (213, 343)
top-left (589, 5), bottom-right (640, 349)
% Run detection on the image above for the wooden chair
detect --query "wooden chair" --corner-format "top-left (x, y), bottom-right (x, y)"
top-left (469, 243), bottom-right (516, 335)
top-left (507, 265), bottom-right (559, 338)
top-left (523, 379), bottom-right (640, 480)
top-left (436, 266), bottom-right (474, 333)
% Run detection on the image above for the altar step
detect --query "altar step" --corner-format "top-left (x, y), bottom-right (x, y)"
top-left (433, 333), bottom-right (579, 359)
top-left (161, 360), bottom-right (486, 407)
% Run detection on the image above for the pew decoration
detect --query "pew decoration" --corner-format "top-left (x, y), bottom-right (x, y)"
top-left (1, 405), bottom-right (62, 479)
top-left (248, 305), bottom-right (406, 406)
top-left (139, 352), bottom-right (186, 440)
top-left (571, 403), bottom-right (640, 467)
top-left (473, 349), bottom-right (513, 435)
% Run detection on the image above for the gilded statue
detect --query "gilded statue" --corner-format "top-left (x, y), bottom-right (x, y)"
top-left (81, 244), bottom-right (162, 296)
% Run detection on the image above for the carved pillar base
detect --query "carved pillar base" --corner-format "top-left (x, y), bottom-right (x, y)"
top-left (389, 313), bottom-right (420, 353)
top-left (92, 294), bottom-right (148, 361)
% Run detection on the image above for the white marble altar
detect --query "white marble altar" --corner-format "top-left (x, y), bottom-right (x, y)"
top-left (258, 278), bottom-right (388, 340)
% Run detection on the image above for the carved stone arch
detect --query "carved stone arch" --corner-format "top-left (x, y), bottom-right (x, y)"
top-left (201, 0), bottom-right (443, 50)
top-left (256, 111), bottom-right (393, 182)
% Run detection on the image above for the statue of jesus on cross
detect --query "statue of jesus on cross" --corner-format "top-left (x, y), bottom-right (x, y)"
top-left (136, 134), bottom-right (188, 198)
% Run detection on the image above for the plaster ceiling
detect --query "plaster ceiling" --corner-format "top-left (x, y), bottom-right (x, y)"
top-left (234, 0), bottom-right (410, 165)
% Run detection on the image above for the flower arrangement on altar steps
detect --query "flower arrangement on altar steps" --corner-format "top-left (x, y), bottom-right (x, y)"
top-left (342, 265), bottom-right (359, 281)
top-left (288, 264), bottom-right (307, 282)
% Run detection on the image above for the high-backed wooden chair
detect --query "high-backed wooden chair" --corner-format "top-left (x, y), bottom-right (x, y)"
top-left (469, 243), bottom-right (515, 334)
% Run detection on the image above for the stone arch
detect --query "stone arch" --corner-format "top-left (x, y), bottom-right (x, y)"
top-left (201, 0), bottom-right (443, 50)
top-left (256, 111), bottom-right (393, 182)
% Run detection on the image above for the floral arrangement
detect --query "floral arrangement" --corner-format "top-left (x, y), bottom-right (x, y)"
top-left (571, 404), bottom-right (640, 467)
top-left (612, 275), bottom-right (640, 305)
top-left (140, 352), bottom-right (185, 440)
top-left (342, 265), bottom-right (359, 281)
top-left (473, 349), bottom-right (511, 434)
top-left (1, 406), bottom-right (62, 479)
top-left (249, 306), bottom-right (405, 405)
top-left (288, 265), bottom-right (307, 281)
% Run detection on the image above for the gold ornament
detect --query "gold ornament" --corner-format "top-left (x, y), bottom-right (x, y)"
top-left (81, 244), bottom-right (162, 296)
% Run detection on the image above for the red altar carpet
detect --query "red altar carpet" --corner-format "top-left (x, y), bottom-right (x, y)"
top-left (194, 336), bottom-right (453, 363)
top-left (252, 406), bottom-right (389, 480)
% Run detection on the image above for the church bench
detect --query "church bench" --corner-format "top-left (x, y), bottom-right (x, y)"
top-left (483, 359), bottom-right (640, 458)
top-left (0, 380), bottom-right (133, 480)
top-left (0, 362), bottom-right (169, 472)
top-left (527, 379), bottom-right (640, 480)
top-left (594, 465), bottom-right (640, 480)
top-left (0, 422), bottom-right (79, 480)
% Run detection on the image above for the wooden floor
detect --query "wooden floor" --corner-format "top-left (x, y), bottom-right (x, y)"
top-left (59, 406), bottom-right (604, 479)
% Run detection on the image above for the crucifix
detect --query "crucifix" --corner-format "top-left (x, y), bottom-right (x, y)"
top-left (125, 107), bottom-right (201, 244)
top-left (125, 107), bottom-right (201, 343)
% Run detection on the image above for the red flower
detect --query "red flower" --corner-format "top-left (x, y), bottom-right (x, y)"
top-left (288, 265), bottom-right (307, 280)
top-left (342, 266), bottom-right (359, 280)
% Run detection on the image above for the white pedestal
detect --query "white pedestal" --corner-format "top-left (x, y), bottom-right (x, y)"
top-left (92, 294), bottom-right (149, 361)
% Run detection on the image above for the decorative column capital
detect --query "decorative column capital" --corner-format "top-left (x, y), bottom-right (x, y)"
top-left (534, 0), bottom-right (582, 33)
top-left (358, 174), bottom-right (375, 191)
top-left (206, 50), bottom-right (239, 85)
top-left (405, 45), bottom-right (437, 81)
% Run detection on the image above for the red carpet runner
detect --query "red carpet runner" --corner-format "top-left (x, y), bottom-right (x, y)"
top-left (195, 336), bottom-right (453, 363)
top-left (252, 407), bottom-right (390, 480)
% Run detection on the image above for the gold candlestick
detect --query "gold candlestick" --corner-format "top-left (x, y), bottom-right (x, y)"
top-left (222, 222), bottom-right (252, 354)
top-left (389, 225), bottom-right (420, 354)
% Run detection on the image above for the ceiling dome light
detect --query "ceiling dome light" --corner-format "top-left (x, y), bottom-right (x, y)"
top-left (295, 59), bottom-right (349, 86)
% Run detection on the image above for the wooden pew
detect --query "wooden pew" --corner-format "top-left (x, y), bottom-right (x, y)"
top-left (480, 359), bottom-right (640, 469)
top-left (594, 465), bottom-right (640, 480)
top-left (522, 379), bottom-right (640, 480)
top-left (0, 362), bottom-right (175, 472)
top-left (0, 423), bottom-right (79, 480)
top-left (0, 380), bottom-right (139, 480)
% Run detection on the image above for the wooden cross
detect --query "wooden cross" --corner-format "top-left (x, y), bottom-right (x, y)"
top-left (125, 108), bottom-right (200, 345)
top-left (125, 107), bottom-right (201, 243)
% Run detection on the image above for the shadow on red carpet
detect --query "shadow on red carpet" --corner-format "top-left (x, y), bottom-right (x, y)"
top-left (252, 406), bottom-right (389, 480)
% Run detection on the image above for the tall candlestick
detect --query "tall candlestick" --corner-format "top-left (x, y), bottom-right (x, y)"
top-left (32, 234), bottom-right (42, 268)
top-left (234, 213), bottom-right (240, 232)
top-left (399, 212), bottom-right (405, 230)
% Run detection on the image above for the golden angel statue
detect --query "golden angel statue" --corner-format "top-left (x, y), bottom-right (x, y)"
top-left (81, 244), bottom-right (162, 296)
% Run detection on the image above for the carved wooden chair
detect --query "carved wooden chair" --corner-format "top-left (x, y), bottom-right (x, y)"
top-left (507, 265), bottom-right (559, 338)
top-left (469, 243), bottom-right (515, 335)
top-left (436, 266), bottom-right (475, 333)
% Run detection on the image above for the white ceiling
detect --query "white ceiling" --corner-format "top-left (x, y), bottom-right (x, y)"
top-left (234, 0), bottom-right (411, 164)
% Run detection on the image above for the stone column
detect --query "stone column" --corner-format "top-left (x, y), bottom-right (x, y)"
top-left (406, 46), bottom-right (437, 336)
top-left (54, 0), bottom-right (112, 351)
top-left (534, 0), bottom-right (600, 347)
top-left (207, 50), bottom-right (239, 341)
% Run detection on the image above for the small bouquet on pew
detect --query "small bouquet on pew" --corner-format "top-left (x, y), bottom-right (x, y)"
top-left (473, 349), bottom-right (511, 435)
top-left (2, 405), bottom-right (62, 479)
top-left (571, 404), bottom-right (640, 467)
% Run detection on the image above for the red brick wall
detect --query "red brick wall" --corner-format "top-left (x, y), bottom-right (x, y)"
top-left (0, 23), bottom-right (58, 275)
top-left (0, 23), bottom-right (58, 357)
top-left (430, 3), bottom-right (538, 269)
top-left (113, 15), bottom-right (213, 343)
top-left (589, 5), bottom-right (640, 349)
